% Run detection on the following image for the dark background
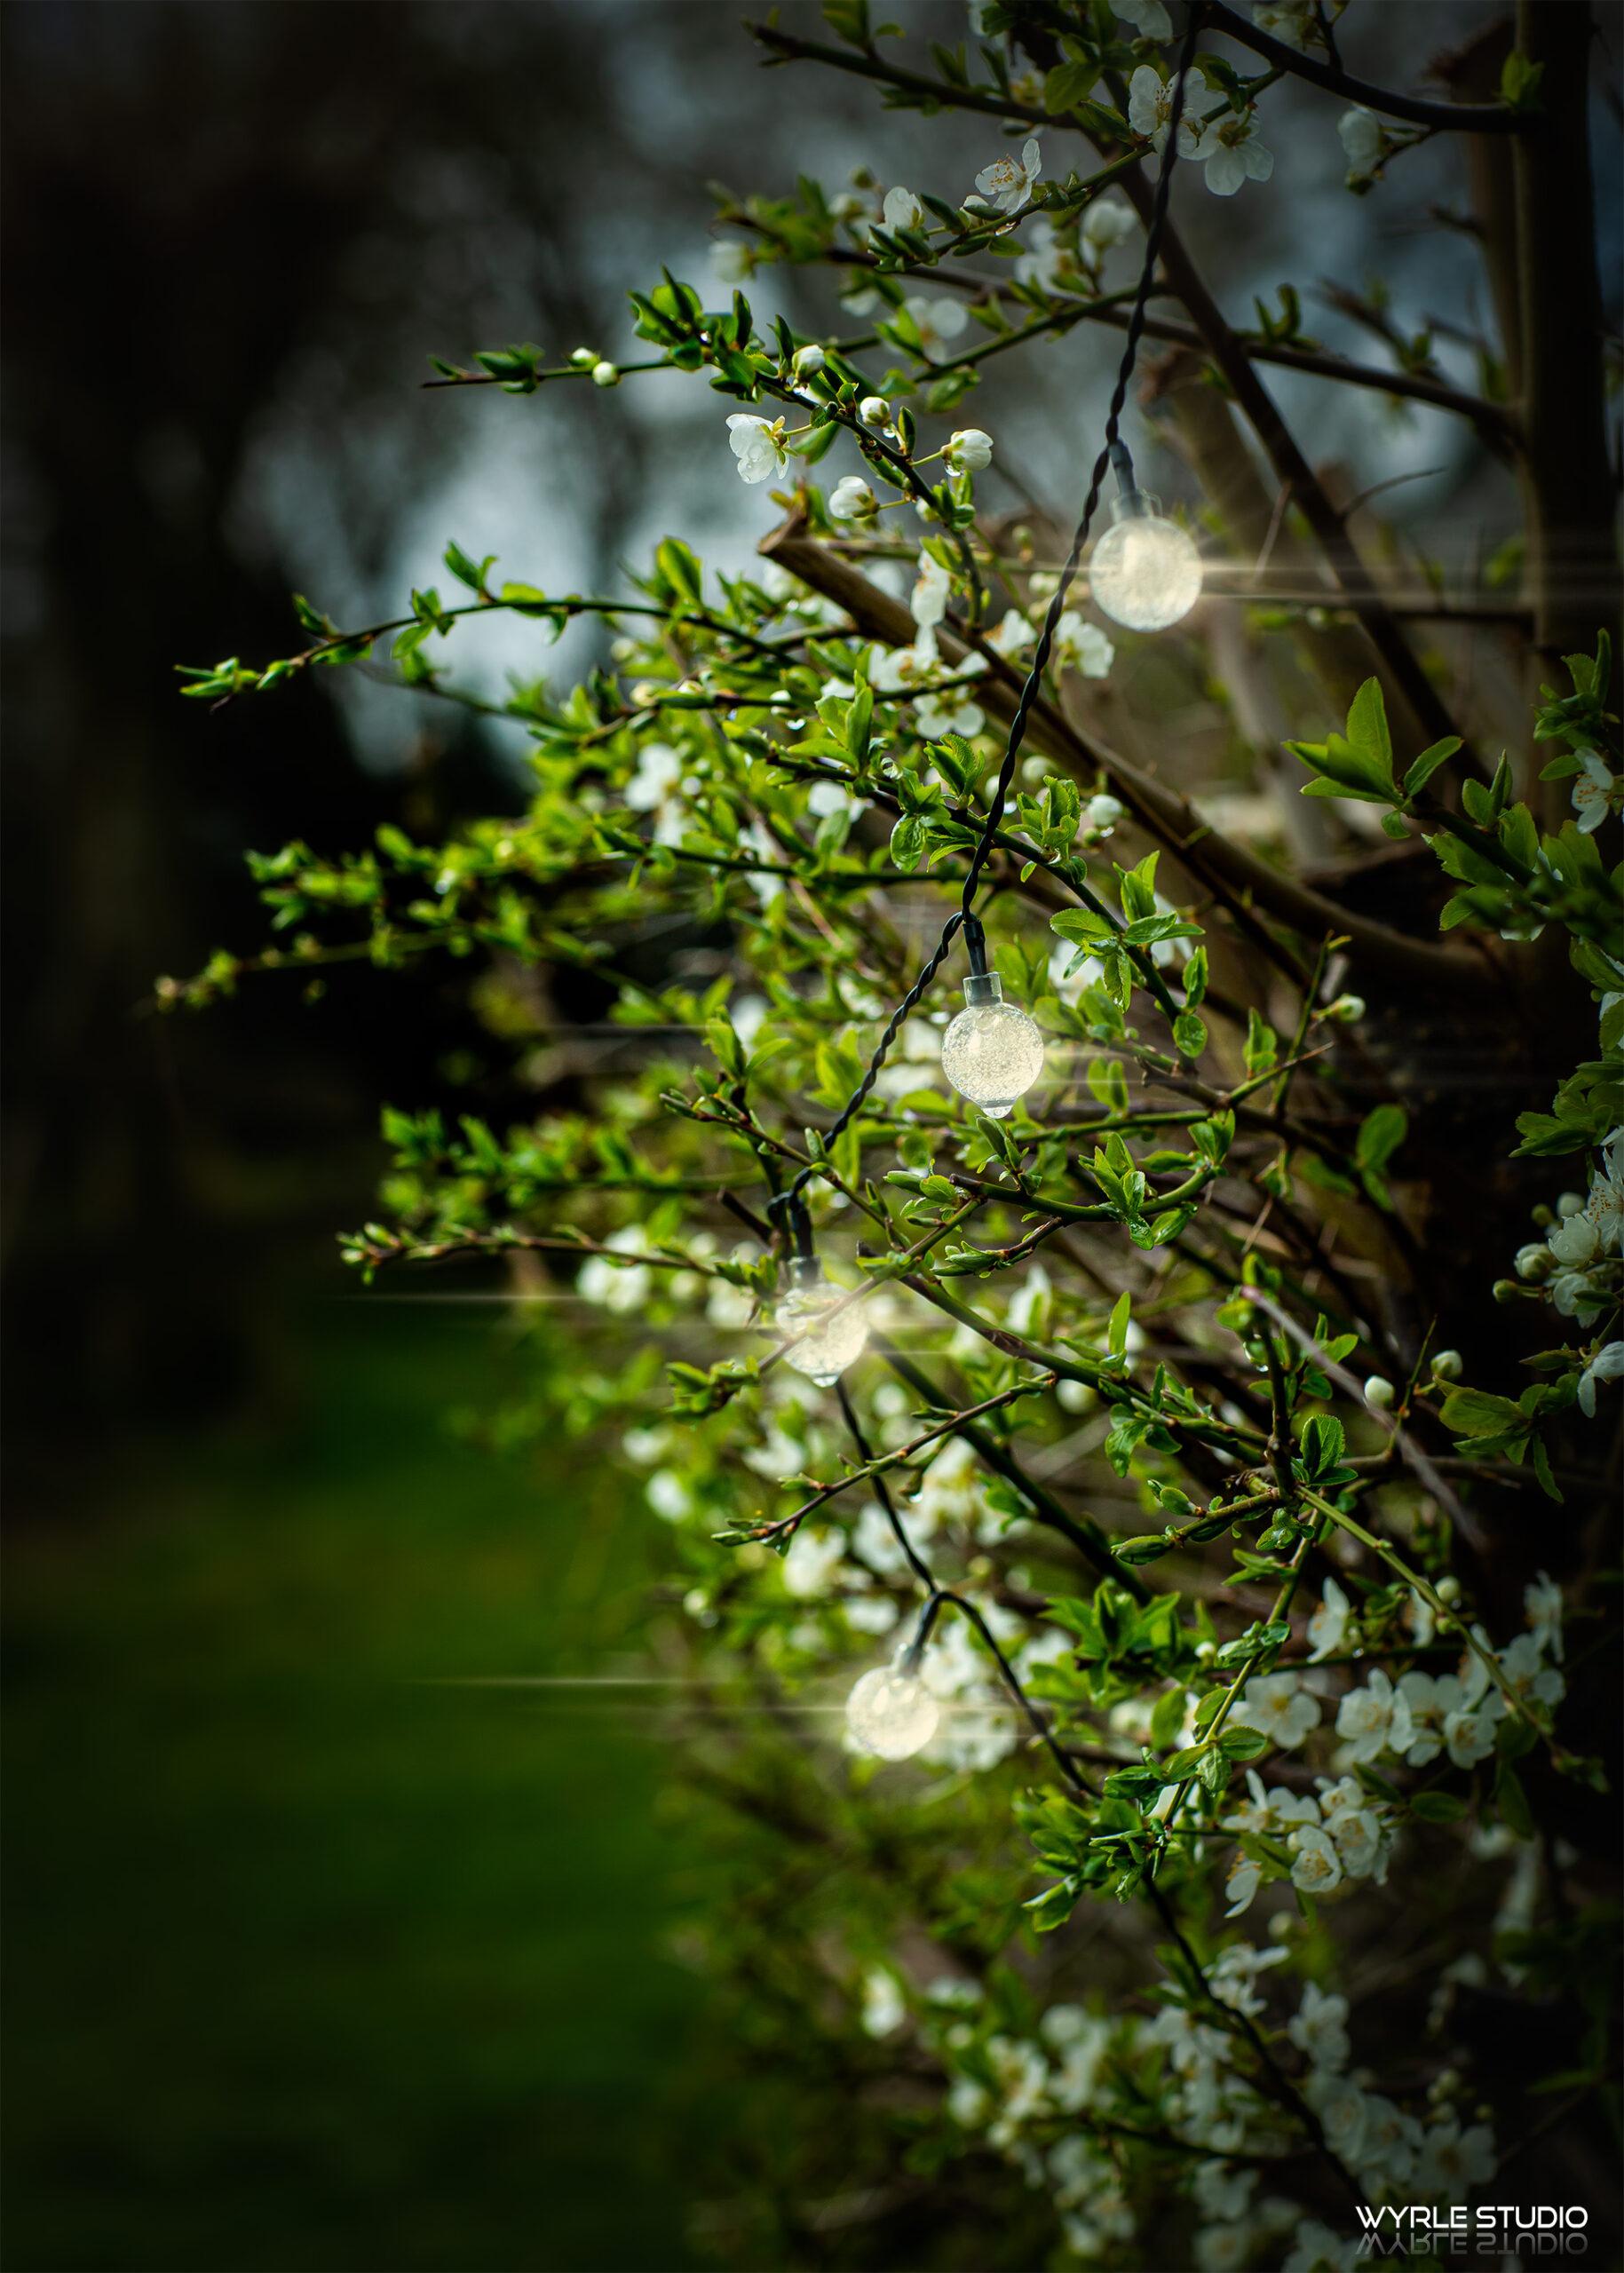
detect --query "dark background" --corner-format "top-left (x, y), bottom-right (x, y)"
top-left (4, 5), bottom-right (1615, 2269)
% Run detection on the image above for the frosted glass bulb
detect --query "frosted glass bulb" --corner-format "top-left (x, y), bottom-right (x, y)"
top-left (1089, 493), bottom-right (1201, 631)
top-left (846, 1663), bottom-right (939, 1760)
top-left (779, 1265), bottom-right (868, 1386)
top-left (940, 973), bottom-right (1044, 1119)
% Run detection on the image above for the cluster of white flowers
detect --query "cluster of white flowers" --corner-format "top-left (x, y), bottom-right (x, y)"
top-left (1127, 67), bottom-right (1273, 196)
top-left (1223, 1769), bottom-right (1395, 1911)
top-left (1522, 1129), bottom-right (1623, 1352)
top-left (1307, 2068), bottom-right (1494, 2205)
top-left (1331, 1576), bottom-right (1565, 1773)
top-left (1014, 198), bottom-right (1137, 294)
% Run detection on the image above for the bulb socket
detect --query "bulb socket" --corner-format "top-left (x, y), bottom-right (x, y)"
top-left (962, 971), bottom-right (1003, 1010)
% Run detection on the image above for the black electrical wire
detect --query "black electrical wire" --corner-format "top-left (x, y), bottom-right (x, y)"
top-left (771, 5), bottom-right (1205, 1260)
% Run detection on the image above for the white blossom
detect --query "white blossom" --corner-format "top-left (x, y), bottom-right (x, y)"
top-left (1356, 2093), bottom-right (1424, 2187)
top-left (1414, 2119), bottom-right (1495, 2199)
top-left (1442, 1693), bottom-right (1498, 1770)
top-left (1571, 748), bottom-right (1622, 833)
top-left (1287, 1982), bottom-right (1351, 2069)
top-left (944, 426), bottom-right (994, 472)
top-left (1306, 1575), bottom-right (1351, 1661)
top-left (1128, 64), bottom-right (1216, 156)
top-left (1081, 194), bottom-right (1137, 252)
top-left (911, 550), bottom-right (952, 630)
top-left (1282, 2220), bottom-right (1357, 2273)
top-left (1289, 1823), bottom-right (1344, 1895)
top-left (726, 412), bottom-right (787, 485)
top-left (1202, 115), bottom-right (1274, 197)
top-left (1231, 1671), bottom-right (1321, 1751)
top-left (971, 135), bottom-right (1043, 216)
top-left (1014, 218), bottom-right (1073, 291)
top-left (1394, 1670), bottom-right (1454, 1767)
top-left (1335, 1667), bottom-right (1410, 1762)
top-left (1084, 792), bottom-right (1125, 837)
top-left (900, 293), bottom-right (969, 360)
top-left (646, 1468), bottom-right (691, 1521)
top-left (1255, 2), bottom-right (1328, 52)
top-left (1338, 105), bottom-right (1384, 177)
top-left (783, 1524), bottom-right (844, 1597)
top-left (1208, 1939), bottom-right (1290, 2017)
top-left (915, 686), bottom-right (986, 741)
top-left (709, 236), bottom-right (754, 284)
top-left (1524, 1571), bottom-right (1565, 1658)
top-left (986, 607), bottom-right (1034, 659)
top-left (1224, 1852), bottom-right (1261, 1916)
top-left (622, 741), bottom-right (688, 846)
top-left (1497, 1630), bottom-right (1565, 1715)
top-left (578, 1224), bottom-right (654, 1313)
top-left (1579, 1338), bottom-right (1624, 1416)
top-left (1117, 0), bottom-right (1172, 39)
top-left (860, 1966), bottom-right (907, 2037)
top-left (828, 473), bottom-right (875, 522)
top-left (808, 777), bottom-right (867, 824)
top-left (882, 186), bottom-right (925, 231)
top-left (1053, 611), bottom-right (1114, 677)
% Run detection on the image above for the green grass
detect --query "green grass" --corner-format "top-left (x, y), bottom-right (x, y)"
top-left (4, 1296), bottom-right (709, 2272)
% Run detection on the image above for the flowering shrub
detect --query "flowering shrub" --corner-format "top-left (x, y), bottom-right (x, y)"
top-left (165, 4), bottom-right (1619, 2266)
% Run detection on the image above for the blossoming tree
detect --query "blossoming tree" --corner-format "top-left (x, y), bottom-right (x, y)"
top-left (166, 2), bottom-right (1620, 2266)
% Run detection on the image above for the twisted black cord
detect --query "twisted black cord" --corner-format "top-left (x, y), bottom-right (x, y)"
top-left (958, 2), bottom-right (1204, 928)
top-left (771, 7), bottom-right (1203, 1253)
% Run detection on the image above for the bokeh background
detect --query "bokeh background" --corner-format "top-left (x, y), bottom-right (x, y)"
top-left (4, 4), bottom-right (1618, 2269)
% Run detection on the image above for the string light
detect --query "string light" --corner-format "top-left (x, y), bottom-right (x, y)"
top-left (941, 970), bottom-right (1045, 1119)
top-left (1088, 446), bottom-right (1202, 632)
top-left (753, 8), bottom-right (1203, 1433)
top-left (846, 1635), bottom-right (939, 1760)
top-left (778, 1253), bottom-right (868, 1387)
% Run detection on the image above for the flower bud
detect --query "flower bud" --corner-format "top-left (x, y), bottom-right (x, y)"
top-left (591, 361), bottom-right (621, 388)
top-left (858, 394), bottom-right (891, 428)
top-left (1514, 1243), bottom-right (1552, 1282)
top-left (1430, 1349), bottom-right (1463, 1382)
top-left (1364, 1374), bottom-right (1396, 1411)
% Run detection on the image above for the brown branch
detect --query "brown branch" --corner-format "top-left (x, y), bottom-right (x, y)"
top-left (758, 515), bottom-right (1500, 1001)
top-left (1203, 0), bottom-right (1532, 132)
top-left (1110, 170), bottom-right (1480, 770)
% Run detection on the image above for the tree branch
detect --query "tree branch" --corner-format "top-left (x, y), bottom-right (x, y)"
top-left (759, 516), bottom-right (1501, 1001)
top-left (1202, 0), bottom-right (1532, 132)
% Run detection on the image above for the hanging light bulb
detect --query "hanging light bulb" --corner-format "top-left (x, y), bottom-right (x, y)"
top-left (846, 1655), bottom-right (939, 1761)
top-left (1088, 444), bottom-right (1201, 632)
top-left (778, 1256), bottom-right (868, 1387)
top-left (941, 971), bottom-right (1045, 1120)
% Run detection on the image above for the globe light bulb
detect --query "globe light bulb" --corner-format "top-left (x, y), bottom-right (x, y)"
top-left (940, 972), bottom-right (1045, 1120)
top-left (846, 1660), bottom-right (939, 1761)
top-left (1088, 491), bottom-right (1201, 632)
top-left (779, 1260), bottom-right (868, 1387)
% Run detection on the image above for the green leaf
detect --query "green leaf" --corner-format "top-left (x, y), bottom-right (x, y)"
top-left (1411, 1790), bottom-right (1468, 1825)
top-left (1404, 737), bottom-right (1462, 797)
